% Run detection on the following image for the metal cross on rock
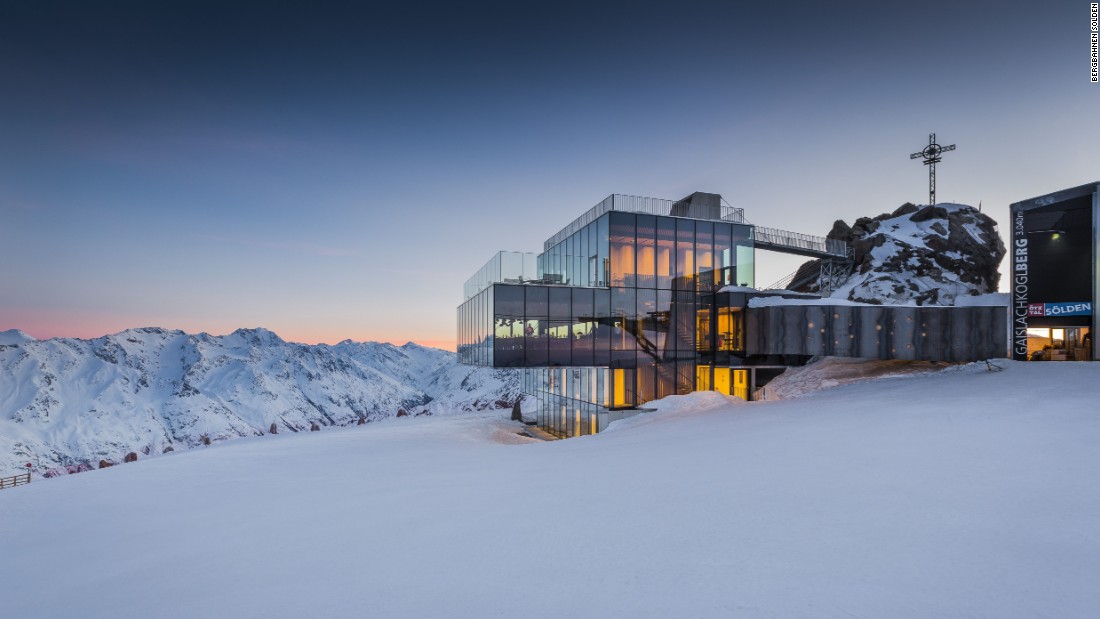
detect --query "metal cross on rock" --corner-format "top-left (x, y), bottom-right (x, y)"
top-left (910, 133), bottom-right (956, 205)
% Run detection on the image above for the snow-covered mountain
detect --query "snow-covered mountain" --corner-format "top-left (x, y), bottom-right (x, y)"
top-left (797, 202), bottom-right (1007, 305)
top-left (0, 327), bottom-right (520, 475)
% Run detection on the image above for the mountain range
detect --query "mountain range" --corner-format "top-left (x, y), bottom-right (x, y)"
top-left (0, 327), bottom-right (520, 475)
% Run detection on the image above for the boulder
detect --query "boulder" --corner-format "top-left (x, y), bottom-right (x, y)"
top-left (98, 460), bottom-right (113, 469)
top-left (269, 423), bottom-right (278, 435)
top-left (891, 202), bottom-right (920, 218)
top-left (830, 202), bottom-right (1006, 305)
top-left (310, 422), bottom-right (320, 431)
top-left (123, 452), bottom-right (138, 463)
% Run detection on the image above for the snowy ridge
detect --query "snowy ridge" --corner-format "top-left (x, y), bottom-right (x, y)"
top-left (0, 328), bottom-right (520, 474)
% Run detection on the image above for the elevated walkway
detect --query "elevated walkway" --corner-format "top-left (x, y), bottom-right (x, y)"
top-left (753, 226), bottom-right (848, 260)
top-left (755, 227), bottom-right (853, 296)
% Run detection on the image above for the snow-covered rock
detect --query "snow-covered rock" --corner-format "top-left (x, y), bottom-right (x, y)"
top-left (799, 203), bottom-right (1006, 305)
top-left (0, 327), bottom-right (520, 474)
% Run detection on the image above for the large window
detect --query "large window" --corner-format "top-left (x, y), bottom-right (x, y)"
top-left (597, 214), bottom-right (609, 287)
top-left (493, 285), bottom-right (525, 367)
top-left (714, 223), bottom-right (733, 287)
top-left (696, 221), bottom-right (714, 292)
top-left (675, 218), bottom-right (695, 291)
top-left (572, 288), bottom-right (595, 366)
top-left (656, 217), bottom-right (675, 289)
top-left (457, 286), bottom-right (495, 367)
top-left (609, 212), bottom-right (636, 287)
top-left (593, 288), bottom-right (612, 366)
top-left (636, 215), bottom-right (656, 288)
top-left (734, 225), bottom-right (754, 287)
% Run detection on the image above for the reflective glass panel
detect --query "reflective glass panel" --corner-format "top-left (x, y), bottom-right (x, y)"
top-left (656, 217), bottom-right (675, 289)
top-left (609, 211), bottom-right (636, 287)
top-left (635, 214), bottom-right (656, 288)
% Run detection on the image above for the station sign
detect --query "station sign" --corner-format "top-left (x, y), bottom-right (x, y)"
top-left (1027, 302), bottom-right (1092, 317)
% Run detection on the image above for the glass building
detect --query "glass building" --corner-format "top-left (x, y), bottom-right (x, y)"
top-left (461, 190), bottom-right (1020, 438)
top-left (458, 192), bottom-right (762, 437)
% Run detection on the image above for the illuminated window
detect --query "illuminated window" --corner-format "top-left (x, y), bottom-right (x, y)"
top-left (656, 218), bottom-right (675, 288)
top-left (636, 215), bottom-right (656, 288)
top-left (609, 212), bottom-right (635, 286)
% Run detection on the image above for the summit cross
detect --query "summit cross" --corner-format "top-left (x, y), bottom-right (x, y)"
top-left (910, 132), bottom-right (956, 205)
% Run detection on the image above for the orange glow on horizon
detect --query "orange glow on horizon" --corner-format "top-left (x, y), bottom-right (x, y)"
top-left (2, 313), bottom-right (457, 352)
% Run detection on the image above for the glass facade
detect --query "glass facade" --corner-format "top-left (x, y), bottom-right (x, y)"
top-left (456, 286), bottom-right (494, 366)
top-left (464, 251), bottom-right (539, 301)
top-left (459, 196), bottom-right (757, 437)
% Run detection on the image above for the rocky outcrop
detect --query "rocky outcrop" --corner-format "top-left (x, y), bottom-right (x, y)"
top-left (796, 203), bottom-right (1005, 305)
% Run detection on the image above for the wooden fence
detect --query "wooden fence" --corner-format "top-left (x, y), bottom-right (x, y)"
top-left (0, 471), bottom-right (31, 489)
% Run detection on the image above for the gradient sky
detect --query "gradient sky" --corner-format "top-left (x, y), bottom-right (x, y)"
top-left (1, 1), bottom-right (1097, 349)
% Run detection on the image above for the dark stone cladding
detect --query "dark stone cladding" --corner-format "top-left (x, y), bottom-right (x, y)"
top-left (745, 304), bottom-right (1008, 362)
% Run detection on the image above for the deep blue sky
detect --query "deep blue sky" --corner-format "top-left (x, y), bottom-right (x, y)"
top-left (1, 1), bottom-right (1096, 347)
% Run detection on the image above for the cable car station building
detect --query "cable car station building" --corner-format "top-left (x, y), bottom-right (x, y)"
top-left (458, 191), bottom-right (1009, 438)
top-left (1010, 181), bottom-right (1099, 361)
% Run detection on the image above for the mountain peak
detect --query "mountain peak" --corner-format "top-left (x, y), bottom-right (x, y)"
top-left (0, 329), bottom-right (36, 344)
top-left (229, 327), bottom-right (285, 345)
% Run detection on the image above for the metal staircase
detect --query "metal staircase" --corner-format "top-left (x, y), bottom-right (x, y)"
top-left (762, 247), bottom-right (854, 296)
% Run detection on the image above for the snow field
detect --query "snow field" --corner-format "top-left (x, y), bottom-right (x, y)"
top-left (1, 360), bottom-right (1097, 618)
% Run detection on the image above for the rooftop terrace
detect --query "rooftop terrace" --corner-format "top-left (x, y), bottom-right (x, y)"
top-left (543, 193), bottom-right (747, 251)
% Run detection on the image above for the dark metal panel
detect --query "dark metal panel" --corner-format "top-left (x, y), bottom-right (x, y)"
top-left (893, 308), bottom-right (918, 361)
top-left (804, 306), bottom-right (828, 356)
top-left (831, 306), bottom-right (854, 357)
top-left (744, 304), bottom-right (1008, 362)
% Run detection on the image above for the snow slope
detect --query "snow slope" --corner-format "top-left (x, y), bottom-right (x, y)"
top-left (0, 328), bottom-right (520, 474)
top-left (1, 360), bottom-right (1096, 618)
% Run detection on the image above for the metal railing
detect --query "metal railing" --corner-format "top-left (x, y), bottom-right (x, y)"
top-left (763, 268), bottom-right (801, 291)
top-left (463, 251), bottom-right (540, 301)
top-left (544, 194), bottom-right (748, 251)
top-left (753, 226), bottom-right (848, 257)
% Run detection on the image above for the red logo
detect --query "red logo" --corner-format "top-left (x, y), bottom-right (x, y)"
top-left (1027, 303), bottom-right (1045, 317)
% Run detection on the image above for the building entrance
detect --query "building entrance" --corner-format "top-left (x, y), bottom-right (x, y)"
top-left (1026, 327), bottom-right (1092, 361)
top-left (697, 366), bottom-right (749, 400)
